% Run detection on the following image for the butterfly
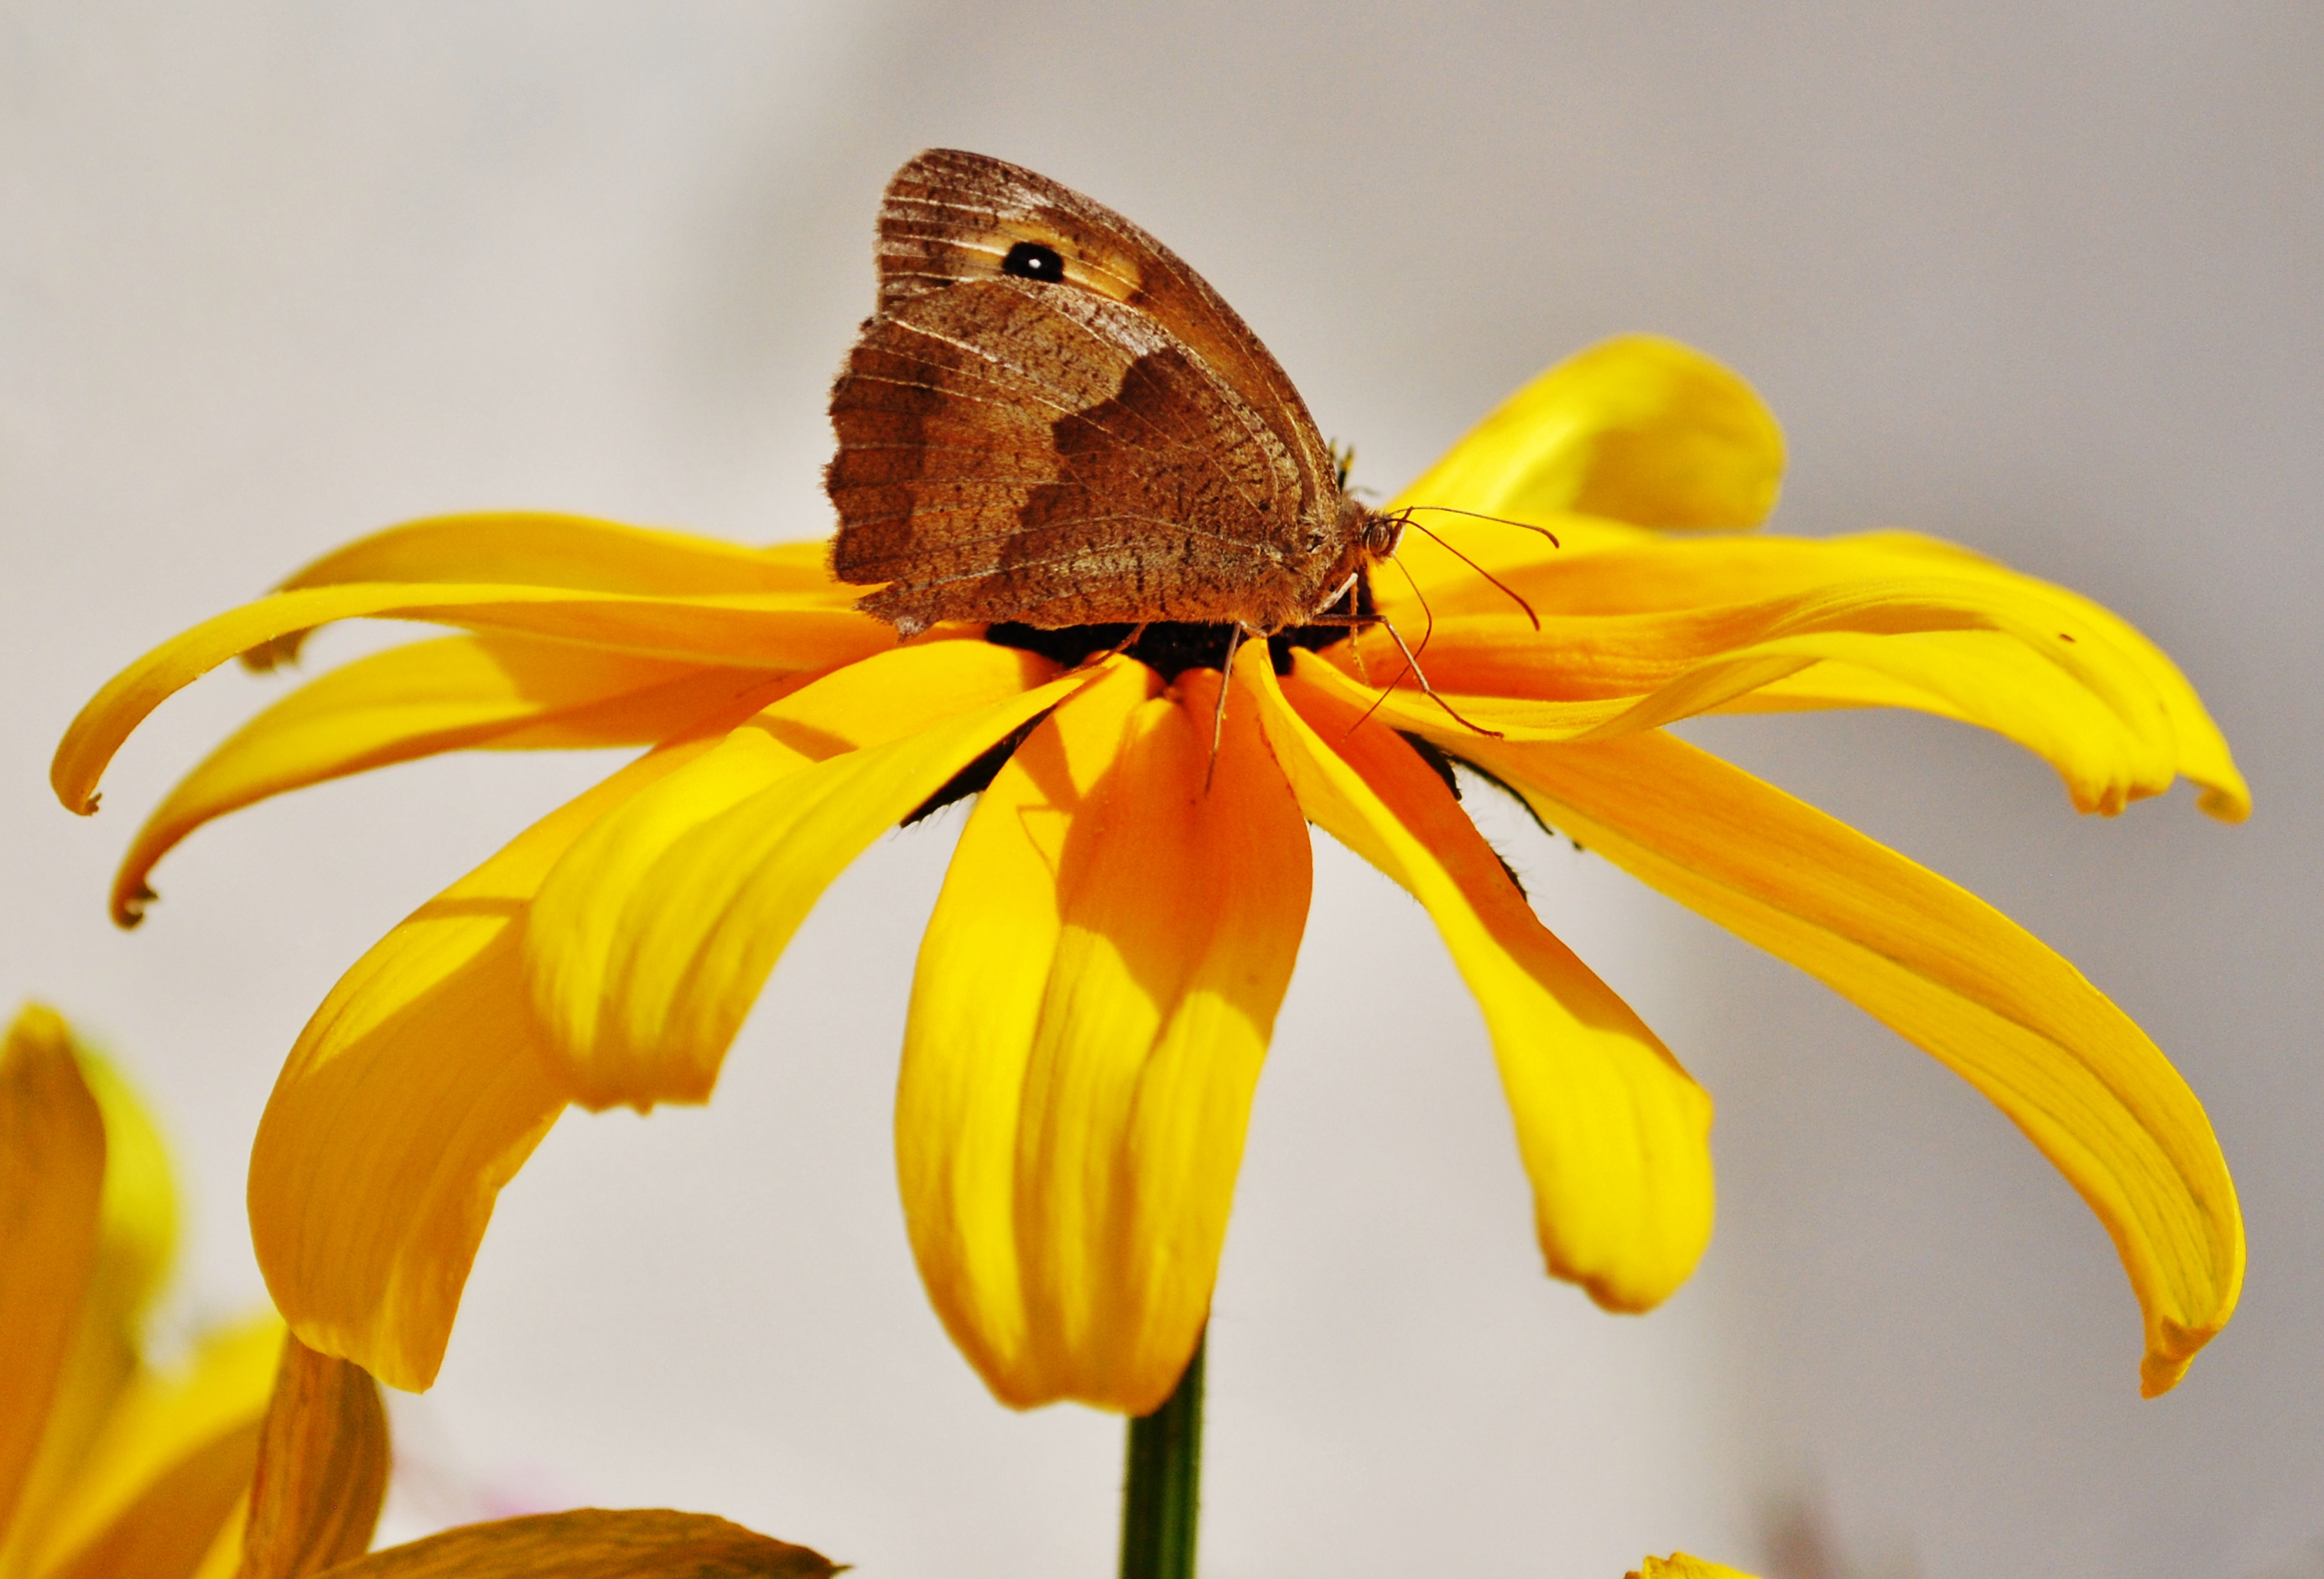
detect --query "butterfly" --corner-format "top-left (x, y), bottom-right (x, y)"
top-left (824, 148), bottom-right (1406, 645)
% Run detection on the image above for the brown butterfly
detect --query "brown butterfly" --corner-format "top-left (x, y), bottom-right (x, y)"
top-left (824, 148), bottom-right (1406, 644)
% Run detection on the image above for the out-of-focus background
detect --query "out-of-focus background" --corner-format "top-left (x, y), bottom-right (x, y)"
top-left (4, 4), bottom-right (2317, 1576)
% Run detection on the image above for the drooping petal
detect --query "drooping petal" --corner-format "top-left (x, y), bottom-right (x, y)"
top-left (248, 704), bottom-right (775, 1392)
top-left (247, 515), bottom-right (849, 670)
top-left (1384, 528), bottom-right (2249, 821)
top-left (1708, 627), bottom-right (2186, 813)
top-left (237, 1339), bottom-right (388, 1579)
top-left (1262, 656), bottom-right (1716, 1313)
top-left (897, 657), bottom-right (1310, 1413)
top-left (1440, 725), bottom-right (2241, 1394)
top-left (53, 584), bottom-right (894, 818)
top-left (1343, 584), bottom-right (2181, 818)
top-left (29, 1317), bottom-right (281, 1579)
top-left (0, 1005), bottom-right (107, 1545)
top-left (306, 1509), bottom-right (837, 1579)
top-left (525, 643), bottom-right (1100, 1111)
top-left (112, 634), bottom-right (777, 926)
top-left (1630, 1555), bottom-right (1760, 1579)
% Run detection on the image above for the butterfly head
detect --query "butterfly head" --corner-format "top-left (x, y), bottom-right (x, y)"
top-left (1359, 501), bottom-right (1408, 563)
top-left (1331, 493), bottom-right (1407, 582)
top-left (1290, 495), bottom-right (1406, 631)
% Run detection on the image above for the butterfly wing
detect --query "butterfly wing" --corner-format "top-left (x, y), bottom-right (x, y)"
top-left (827, 149), bottom-right (1349, 635)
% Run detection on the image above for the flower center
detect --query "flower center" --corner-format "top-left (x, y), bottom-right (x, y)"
top-left (903, 574), bottom-right (1380, 828)
top-left (980, 571), bottom-right (1377, 682)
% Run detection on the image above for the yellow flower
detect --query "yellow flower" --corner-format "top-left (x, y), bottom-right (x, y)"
top-left (1, 1001), bottom-right (282, 1579)
top-left (230, 1338), bottom-right (838, 1579)
top-left (51, 335), bottom-right (2246, 1414)
top-left (1, 1002), bottom-right (838, 1579)
top-left (1630, 1556), bottom-right (1757, 1579)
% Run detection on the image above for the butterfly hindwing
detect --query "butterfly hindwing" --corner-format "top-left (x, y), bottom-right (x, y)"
top-left (829, 278), bottom-right (1308, 632)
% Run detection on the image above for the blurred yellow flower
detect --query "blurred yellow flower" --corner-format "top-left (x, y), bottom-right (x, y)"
top-left (53, 335), bottom-right (2246, 1412)
top-left (231, 1332), bottom-right (839, 1579)
top-left (1, 1003), bottom-right (837, 1579)
top-left (1630, 1555), bottom-right (1757, 1579)
top-left (0, 1001), bottom-right (281, 1579)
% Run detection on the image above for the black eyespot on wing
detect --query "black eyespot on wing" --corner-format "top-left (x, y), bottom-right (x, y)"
top-left (1001, 241), bottom-right (1067, 282)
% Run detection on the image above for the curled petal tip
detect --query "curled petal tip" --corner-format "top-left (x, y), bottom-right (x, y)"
top-left (2140, 1355), bottom-right (2187, 1399)
top-left (1576, 1276), bottom-right (1661, 1317)
top-left (113, 884), bottom-right (155, 929)
top-left (2140, 1317), bottom-right (2222, 1398)
top-left (2197, 784), bottom-right (2252, 824)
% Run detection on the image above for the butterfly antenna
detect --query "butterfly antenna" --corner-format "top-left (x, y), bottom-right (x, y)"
top-left (1205, 625), bottom-right (1247, 792)
top-left (1405, 553), bottom-right (1438, 664)
top-left (1396, 503), bottom-right (1562, 548)
top-left (1391, 512), bottom-right (1541, 631)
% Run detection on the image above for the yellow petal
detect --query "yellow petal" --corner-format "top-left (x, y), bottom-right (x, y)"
top-left (188, 1494), bottom-right (248, 1579)
top-left (237, 1340), bottom-right (387, 1579)
top-left (32, 1316), bottom-right (281, 1579)
top-left (1262, 657), bottom-right (1716, 1313)
top-left (897, 657), bottom-right (1310, 1413)
top-left (0, 1005), bottom-right (107, 1547)
top-left (1381, 366), bottom-right (1781, 607)
top-left (1706, 626), bottom-right (2191, 815)
top-left (1443, 725), bottom-right (2241, 1394)
top-left (247, 515), bottom-right (849, 670)
top-left (308, 1509), bottom-right (837, 1579)
top-left (526, 643), bottom-right (1099, 1111)
top-left (53, 583), bottom-right (893, 818)
top-left (1348, 592), bottom-right (2176, 819)
top-left (1403, 528), bottom-right (2247, 821)
top-left (72, 1052), bottom-right (178, 1342)
top-left (1631, 1555), bottom-right (1760, 1579)
top-left (248, 722), bottom-right (750, 1393)
top-left (38, 1431), bottom-right (258, 1579)
top-left (272, 515), bottom-right (836, 596)
top-left (1386, 335), bottom-right (1785, 597)
top-left (112, 634), bottom-right (777, 927)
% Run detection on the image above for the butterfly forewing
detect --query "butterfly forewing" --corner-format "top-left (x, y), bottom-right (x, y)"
top-left (828, 148), bottom-right (1363, 636)
top-left (872, 150), bottom-right (1323, 454)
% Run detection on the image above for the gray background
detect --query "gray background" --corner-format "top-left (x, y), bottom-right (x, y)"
top-left (3, 4), bottom-right (2317, 1576)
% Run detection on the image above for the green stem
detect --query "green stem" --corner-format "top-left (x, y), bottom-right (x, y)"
top-left (1119, 1331), bottom-right (1205, 1579)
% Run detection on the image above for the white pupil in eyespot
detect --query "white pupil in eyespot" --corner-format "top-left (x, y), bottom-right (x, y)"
top-left (1001, 242), bottom-right (1065, 280)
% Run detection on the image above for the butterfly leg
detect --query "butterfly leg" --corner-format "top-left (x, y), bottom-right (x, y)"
top-left (1294, 609), bottom-right (1380, 687)
top-left (1349, 614), bottom-right (1505, 741)
top-left (1079, 622), bottom-right (1149, 668)
top-left (1203, 624), bottom-right (1249, 792)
